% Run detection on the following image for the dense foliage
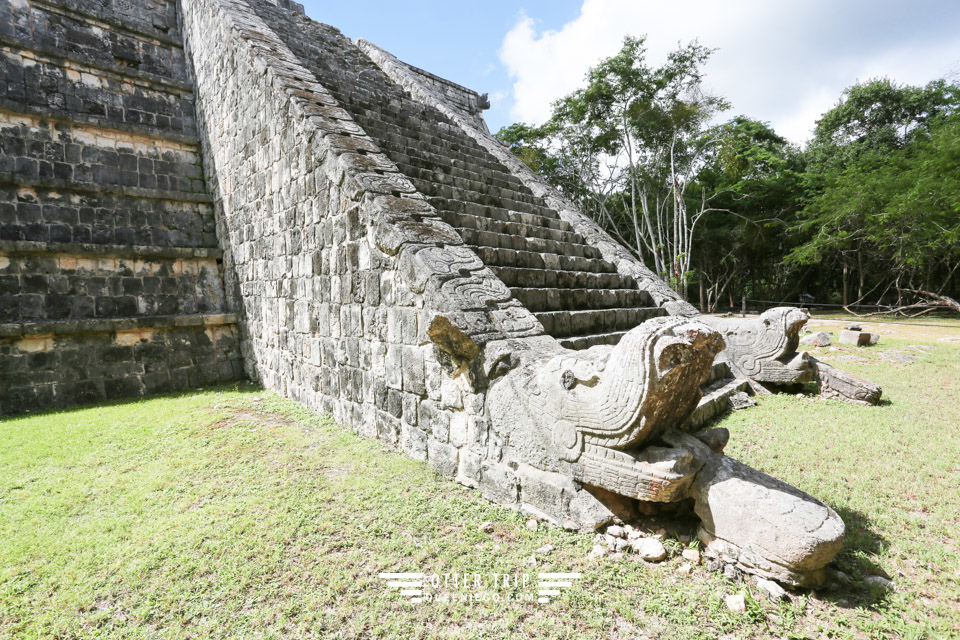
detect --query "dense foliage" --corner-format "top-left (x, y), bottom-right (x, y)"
top-left (496, 39), bottom-right (960, 312)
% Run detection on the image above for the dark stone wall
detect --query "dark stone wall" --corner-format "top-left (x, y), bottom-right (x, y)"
top-left (0, 0), bottom-right (241, 415)
top-left (0, 183), bottom-right (216, 246)
top-left (0, 248), bottom-right (225, 323)
top-left (0, 319), bottom-right (241, 413)
top-left (1, 47), bottom-right (197, 136)
top-left (0, 112), bottom-right (205, 192)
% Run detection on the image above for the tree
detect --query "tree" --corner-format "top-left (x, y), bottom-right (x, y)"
top-left (692, 117), bottom-right (804, 310)
top-left (498, 36), bottom-right (729, 298)
top-left (788, 78), bottom-right (960, 306)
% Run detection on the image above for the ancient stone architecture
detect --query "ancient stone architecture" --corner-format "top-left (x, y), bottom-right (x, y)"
top-left (1, 0), bottom-right (242, 411)
top-left (1, 0), bottom-right (883, 588)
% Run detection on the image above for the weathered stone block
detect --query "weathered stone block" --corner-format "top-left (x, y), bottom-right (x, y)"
top-left (479, 462), bottom-right (519, 506)
top-left (839, 330), bottom-right (871, 346)
top-left (427, 438), bottom-right (458, 478)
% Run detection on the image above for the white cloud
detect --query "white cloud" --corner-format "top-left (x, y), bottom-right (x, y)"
top-left (498, 0), bottom-right (960, 143)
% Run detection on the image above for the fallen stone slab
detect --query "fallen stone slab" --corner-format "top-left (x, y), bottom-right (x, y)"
top-left (800, 331), bottom-right (832, 347)
top-left (810, 358), bottom-right (883, 405)
top-left (839, 330), bottom-right (871, 346)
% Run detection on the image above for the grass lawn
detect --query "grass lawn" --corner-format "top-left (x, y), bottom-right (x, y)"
top-left (1, 318), bottom-right (959, 639)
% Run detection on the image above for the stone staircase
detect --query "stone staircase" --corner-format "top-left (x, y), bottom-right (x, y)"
top-left (687, 361), bottom-right (751, 428)
top-left (0, 0), bottom-right (242, 414)
top-left (245, 1), bottom-right (669, 352)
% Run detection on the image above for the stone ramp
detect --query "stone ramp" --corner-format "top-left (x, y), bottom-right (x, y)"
top-left (0, 0), bottom-right (242, 414)
top-left (242, 1), bottom-right (668, 351)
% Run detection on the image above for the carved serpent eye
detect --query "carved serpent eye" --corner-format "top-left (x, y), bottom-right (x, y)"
top-left (561, 370), bottom-right (576, 390)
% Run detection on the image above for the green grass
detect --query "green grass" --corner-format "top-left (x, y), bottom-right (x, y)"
top-left (1, 323), bottom-right (959, 639)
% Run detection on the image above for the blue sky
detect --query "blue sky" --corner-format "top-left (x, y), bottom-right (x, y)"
top-left (299, 1), bottom-right (960, 145)
top-left (298, 0), bottom-right (582, 133)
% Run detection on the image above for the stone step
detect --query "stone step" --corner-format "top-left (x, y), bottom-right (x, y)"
top-left (241, 3), bottom-right (567, 223)
top-left (409, 174), bottom-right (551, 218)
top-left (558, 330), bottom-right (628, 350)
top-left (297, 82), bottom-right (517, 180)
top-left (437, 209), bottom-right (581, 244)
top-left (706, 360), bottom-right (733, 385)
top-left (459, 228), bottom-right (604, 260)
top-left (687, 377), bottom-right (751, 429)
top-left (432, 198), bottom-right (570, 232)
top-left (1, 43), bottom-right (198, 137)
top-left (323, 92), bottom-right (511, 168)
top-left (398, 157), bottom-right (537, 201)
top-left (535, 307), bottom-right (665, 338)
top-left (360, 129), bottom-right (526, 191)
top-left (0, 314), bottom-right (241, 415)
top-left (0, 249), bottom-right (226, 323)
top-left (0, 112), bottom-right (206, 194)
top-left (510, 287), bottom-right (652, 313)
top-left (470, 246), bottom-right (618, 274)
top-left (0, 180), bottom-right (216, 247)
top-left (493, 266), bottom-right (637, 291)
top-left (0, 312), bottom-right (238, 338)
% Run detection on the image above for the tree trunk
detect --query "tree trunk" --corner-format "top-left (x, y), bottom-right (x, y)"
top-left (842, 257), bottom-right (850, 307)
top-left (857, 247), bottom-right (864, 302)
top-left (699, 274), bottom-right (706, 313)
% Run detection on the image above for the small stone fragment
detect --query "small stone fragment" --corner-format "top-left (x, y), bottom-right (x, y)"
top-left (524, 555), bottom-right (537, 566)
top-left (827, 568), bottom-right (851, 590)
top-left (845, 324), bottom-right (862, 331)
top-left (631, 538), bottom-right (667, 562)
top-left (695, 427), bottom-right (730, 453)
top-left (607, 536), bottom-right (629, 553)
top-left (589, 544), bottom-right (606, 558)
top-left (756, 577), bottom-right (789, 602)
top-left (725, 594), bottom-right (746, 613)
top-left (723, 564), bottom-right (742, 581)
top-left (526, 519), bottom-right (538, 531)
top-left (865, 575), bottom-right (895, 591)
top-left (536, 543), bottom-right (555, 555)
top-left (682, 549), bottom-right (701, 564)
top-left (478, 522), bottom-right (494, 533)
top-left (706, 557), bottom-right (724, 573)
top-left (606, 524), bottom-right (625, 538)
top-left (676, 562), bottom-right (693, 575)
top-left (729, 391), bottom-right (756, 411)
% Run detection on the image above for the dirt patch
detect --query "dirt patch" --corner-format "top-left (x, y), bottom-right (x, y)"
top-left (203, 408), bottom-right (294, 432)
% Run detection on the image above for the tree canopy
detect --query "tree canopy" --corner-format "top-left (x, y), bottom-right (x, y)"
top-left (496, 41), bottom-right (960, 313)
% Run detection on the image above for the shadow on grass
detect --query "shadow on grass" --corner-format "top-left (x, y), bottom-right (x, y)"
top-left (821, 504), bottom-right (897, 611)
top-left (0, 380), bottom-right (262, 422)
